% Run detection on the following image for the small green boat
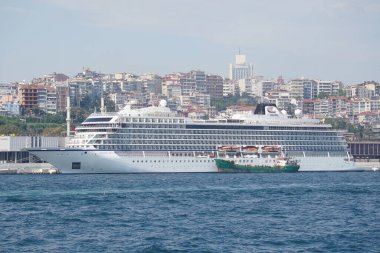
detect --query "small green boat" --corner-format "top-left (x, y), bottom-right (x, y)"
top-left (215, 158), bottom-right (300, 173)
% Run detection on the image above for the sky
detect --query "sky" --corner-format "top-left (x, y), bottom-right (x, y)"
top-left (0, 0), bottom-right (379, 84)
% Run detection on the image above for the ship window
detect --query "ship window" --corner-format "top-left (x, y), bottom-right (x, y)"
top-left (84, 117), bottom-right (113, 123)
top-left (72, 162), bottom-right (81, 170)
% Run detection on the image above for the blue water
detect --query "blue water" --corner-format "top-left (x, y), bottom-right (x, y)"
top-left (1, 173), bottom-right (379, 252)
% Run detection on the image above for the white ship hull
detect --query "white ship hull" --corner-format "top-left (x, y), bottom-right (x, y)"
top-left (30, 149), bottom-right (360, 173)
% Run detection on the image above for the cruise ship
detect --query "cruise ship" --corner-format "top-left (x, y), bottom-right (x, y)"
top-left (29, 101), bottom-right (357, 173)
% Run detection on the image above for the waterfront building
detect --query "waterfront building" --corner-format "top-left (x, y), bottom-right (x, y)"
top-left (0, 136), bottom-right (65, 163)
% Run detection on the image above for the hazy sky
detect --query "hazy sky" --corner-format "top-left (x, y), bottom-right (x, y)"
top-left (1, 0), bottom-right (379, 84)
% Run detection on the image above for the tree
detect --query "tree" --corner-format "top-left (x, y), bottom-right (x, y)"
top-left (317, 92), bottom-right (329, 99)
top-left (337, 89), bottom-right (346, 96)
top-left (42, 127), bottom-right (65, 136)
top-left (324, 118), bottom-right (347, 129)
top-left (0, 125), bottom-right (20, 135)
top-left (70, 107), bottom-right (90, 124)
top-left (211, 94), bottom-right (257, 112)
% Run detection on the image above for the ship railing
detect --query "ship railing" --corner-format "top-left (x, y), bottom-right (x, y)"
top-left (90, 112), bottom-right (118, 116)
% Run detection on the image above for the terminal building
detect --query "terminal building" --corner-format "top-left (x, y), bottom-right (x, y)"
top-left (0, 136), bottom-right (66, 164)
top-left (347, 141), bottom-right (380, 161)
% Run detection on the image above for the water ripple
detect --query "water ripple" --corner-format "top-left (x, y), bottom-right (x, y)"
top-left (0, 172), bottom-right (379, 252)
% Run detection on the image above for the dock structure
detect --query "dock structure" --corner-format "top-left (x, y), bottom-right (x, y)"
top-left (348, 142), bottom-right (380, 160)
top-left (0, 136), bottom-right (66, 174)
top-left (348, 142), bottom-right (380, 170)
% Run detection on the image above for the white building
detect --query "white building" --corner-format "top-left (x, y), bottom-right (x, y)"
top-left (228, 54), bottom-right (254, 81)
top-left (266, 89), bottom-right (291, 110)
top-left (317, 80), bottom-right (333, 96)
top-left (238, 79), bottom-right (253, 95)
top-left (255, 81), bottom-right (275, 97)
top-left (223, 80), bottom-right (238, 97)
top-left (314, 99), bottom-right (330, 116)
top-left (351, 98), bottom-right (371, 115)
top-left (288, 78), bottom-right (317, 100)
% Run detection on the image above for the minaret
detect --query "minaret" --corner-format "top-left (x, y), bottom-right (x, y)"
top-left (66, 96), bottom-right (71, 137)
top-left (100, 96), bottom-right (105, 113)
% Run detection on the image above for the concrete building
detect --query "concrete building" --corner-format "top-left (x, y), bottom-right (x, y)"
top-left (179, 72), bottom-right (196, 95)
top-left (69, 78), bottom-right (103, 107)
top-left (370, 97), bottom-right (380, 111)
top-left (179, 93), bottom-right (210, 108)
top-left (255, 81), bottom-right (275, 97)
top-left (328, 96), bottom-right (350, 117)
top-left (206, 75), bottom-right (224, 99)
top-left (317, 80), bottom-right (333, 96)
top-left (0, 83), bottom-right (17, 96)
top-left (19, 85), bottom-right (58, 114)
top-left (314, 99), bottom-right (330, 117)
top-left (287, 79), bottom-right (317, 100)
top-left (267, 89), bottom-right (291, 111)
top-left (357, 85), bottom-right (375, 98)
top-left (228, 53), bottom-right (254, 81)
top-left (55, 84), bottom-right (69, 113)
top-left (0, 136), bottom-right (66, 163)
top-left (162, 74), bottom-right (182, 98)
top-left (238, 78), bottom-right (253, 95)
top-left (351, 98), bottom-right (371, 115)
top-left (303, 99), bottom-right (317, 116)
top-left (223, 79), bottom-right (239, 97)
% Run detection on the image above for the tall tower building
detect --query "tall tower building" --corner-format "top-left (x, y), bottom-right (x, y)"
top-left (228, 53), bottom-right (254, 81)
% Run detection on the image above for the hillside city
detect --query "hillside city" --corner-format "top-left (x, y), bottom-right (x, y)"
top-left (0, 53), bottom-right (379, 140)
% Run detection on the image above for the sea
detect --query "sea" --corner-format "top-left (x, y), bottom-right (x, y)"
top-left (1, 172), bottom-right (379, 253)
